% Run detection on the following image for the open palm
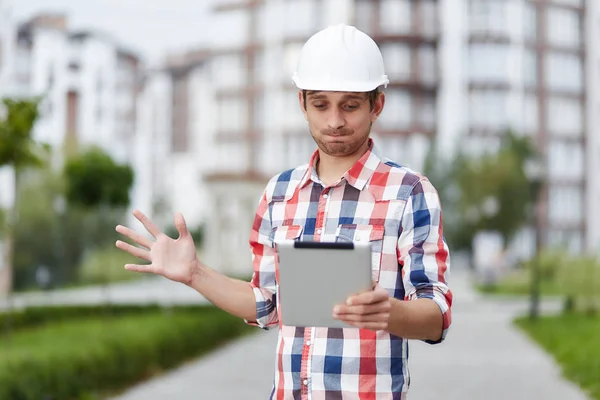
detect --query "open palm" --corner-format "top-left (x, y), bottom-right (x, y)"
top-left (115, 210), bottom-right (199, 285)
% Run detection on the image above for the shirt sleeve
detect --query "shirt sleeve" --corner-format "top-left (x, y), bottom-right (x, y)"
top-left (244, 189), bottom-right (279, 329)
top-left (397, 176), bottom-right (453, 344)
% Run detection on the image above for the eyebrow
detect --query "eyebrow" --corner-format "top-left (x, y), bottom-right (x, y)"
top-left (306, 91), bottom-right (367, 101)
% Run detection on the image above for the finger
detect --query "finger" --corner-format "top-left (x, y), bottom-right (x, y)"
top-left (115, 225), bottom-right (153, 249)
top-left (335, 301), bottom-right (391, 316)
top-left (174, 212), bottom-right (189, 238)
top-left (116, 240), bottom-right (151, 261)
top-left (347, 288), bottom-right (389, 306)
top-left (132, 209), bottom-right (162, 238)
top-left (334, 311), bottom-right (390, 323)
top-left (124, 263), bottom-right (157, 274)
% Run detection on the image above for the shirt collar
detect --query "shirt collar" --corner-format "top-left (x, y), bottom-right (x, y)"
top-left (299, 138), bottom-right (383, 191)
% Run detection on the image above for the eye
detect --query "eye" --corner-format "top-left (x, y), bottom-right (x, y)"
top-left (343, 103), bottom-right (360, 111)
top-left (312, 103), bottom-right (327, 110)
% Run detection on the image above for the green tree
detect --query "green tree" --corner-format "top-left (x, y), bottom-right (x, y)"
top-left (64, 146), bottom-right (134, 208)
top-left (0, 98), bottom-right (49, 297)
top-left (63, 146), bottom-right (134, 285)
top-left (426, 130), bottom-right (539, 254)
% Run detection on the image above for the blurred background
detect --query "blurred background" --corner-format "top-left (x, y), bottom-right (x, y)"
top-left (0, 0), bottom-right (599, 399)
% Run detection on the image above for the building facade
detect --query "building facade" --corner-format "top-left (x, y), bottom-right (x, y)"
top-left (585, 0), bottom-right (600, 253)
top-left (139, 0), bottom-right (600, 275)
top-left (9, 14), bottom-right (142, 165)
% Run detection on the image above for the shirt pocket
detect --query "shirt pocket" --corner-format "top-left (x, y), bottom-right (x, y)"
top-left (269, 224), bottom-right (304, 246)
top-left (335, 224), bottom-right (385, 282)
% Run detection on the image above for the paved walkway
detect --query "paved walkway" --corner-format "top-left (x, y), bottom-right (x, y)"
top-left (0, 276), bottom-right (209, 311)
top-left (110, 268), bottom-right (592, 400)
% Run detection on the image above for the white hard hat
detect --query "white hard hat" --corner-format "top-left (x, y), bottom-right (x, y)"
top-left (292, 24), bottom-right (389, 92)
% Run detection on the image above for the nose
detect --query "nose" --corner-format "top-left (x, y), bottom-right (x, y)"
top-left (326, 108), bottom-right (345, 130)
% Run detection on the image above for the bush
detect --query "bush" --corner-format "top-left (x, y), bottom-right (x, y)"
top-left (77, 244), bottom-right (140, 285)
top-left (0, 305), bottom-right (253, 400)
top-left (557, 254), bottom-right (600, 314)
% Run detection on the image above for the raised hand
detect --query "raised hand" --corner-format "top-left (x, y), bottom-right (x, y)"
top-left (115, 209), bottom-right (200, 286)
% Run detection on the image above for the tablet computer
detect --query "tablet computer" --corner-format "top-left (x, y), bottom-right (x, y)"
top-left (276, 240), bottom-right (373, 329)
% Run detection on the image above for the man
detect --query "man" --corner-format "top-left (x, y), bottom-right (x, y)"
top-left (116, 24), bottom-right (452, 399)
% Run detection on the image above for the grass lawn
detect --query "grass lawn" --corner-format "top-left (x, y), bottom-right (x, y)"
top-left (515, 313), bottom-right (600, 400)
top-left (476, 269), bottom-right (563, 297)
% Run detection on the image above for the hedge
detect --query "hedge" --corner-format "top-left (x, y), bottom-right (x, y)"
top-left (0, 305), bottom-right (254, 400)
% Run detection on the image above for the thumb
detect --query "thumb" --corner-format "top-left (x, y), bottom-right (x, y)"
top-left (174, 212), bottom-right (189, 238)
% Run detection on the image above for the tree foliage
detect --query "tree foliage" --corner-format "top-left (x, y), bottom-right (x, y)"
top-left (425, 130), bottom-right (539, 253)
top-left (0, 98), bottom-right (49, 169)
top-left (64, 146), bottom-right (134, 208)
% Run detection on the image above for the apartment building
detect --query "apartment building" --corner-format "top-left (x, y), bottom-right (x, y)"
top-left (196, 0), bottom-right (444, 274)
top-left (0, 0), bottom-right (15, 97)
top-left (586, 0), bottom-right (600, 253)
top-left (460, 0), bottom-right (590, 256)
top-left (0, 0), bottom-right (16, 210)
top-left (131, 50), bottom-right (213, 231)
top-left (7, 13), bottom-right (143, 167)
top-left (140, 0), bottom-right (599, 274)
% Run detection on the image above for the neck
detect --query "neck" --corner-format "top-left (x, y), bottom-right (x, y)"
top-left (316, 139), bottom-right (370, 187)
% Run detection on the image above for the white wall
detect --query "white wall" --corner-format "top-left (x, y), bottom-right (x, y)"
top-left (0, 0), bottom-right (15, 97)
top-left (437, 0), bottom-right (468, 160)
top-left (585, 1), bottom-right (600, 253)
top-left (130, 69), bottom-right (172, 229)
top-left (0, 0), bottom-right (16, 209)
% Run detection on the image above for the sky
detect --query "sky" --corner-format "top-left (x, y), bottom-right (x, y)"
top-left (11, 0), bottom-right (226, 64)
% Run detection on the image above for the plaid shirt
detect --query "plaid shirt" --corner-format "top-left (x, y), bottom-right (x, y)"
top-left (247, 139), bottom-right (452, 399)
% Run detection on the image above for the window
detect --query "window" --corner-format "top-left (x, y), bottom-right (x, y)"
top-left (523, 3), bottom-right (537, 41)
top-left (469, 44), bottom-right (509, 83)
top-left (547, 141), bottom-right (584, 181)
top-left (546, 8), bottom-right (580, 48)
top-left (469, 0), bottom-right (508, 36)
top-left (253, 92), bottom-right (265, 129)
top-left (547, 96), bottom-right (582, 137)
top-left (419, 95), bottom-right (436, 130)
top-left (548, 230), bottom-right (582, 254)
top-left (523, 50), bottom-right (537, 87)
top-left (284, 89), bottom-right (305, 129)
top-left (284, 0), bottom-right (316, 37)
top-left (354, 0), bottom-right (373, 32)
top-left (419, 45), bottom-right (437, 84)
top-left (469, 90), bottom-right (508, 130)
top-left (379, 0), bottom-right (411, 34)
top-left (380, 43), bottom-right (411, 81)
top-left (421, 1), bottom-right (438, 37)
top-left (548, 186), bottom-right (583, 225)
top-left (378, 89), bottom-right (411, 130)
top-left (545, 52), bottom-right (582, 92)
top-left (218, 97), bottom-right (247, 133)
top-left (283, 43), bottom-right (303, 78)
top-left (212, 55), bottom-right (245, 90)
top-left (548, 0), bottom-right (583, 8)
top-left (522, 94), bottom-right (538, 134)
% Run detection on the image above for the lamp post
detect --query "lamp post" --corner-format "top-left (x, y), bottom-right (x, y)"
top-left (525, 158), bottom-right (545, 320)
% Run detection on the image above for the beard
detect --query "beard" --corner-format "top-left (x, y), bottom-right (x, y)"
top-left (310, 125), bottom-right (371, 157)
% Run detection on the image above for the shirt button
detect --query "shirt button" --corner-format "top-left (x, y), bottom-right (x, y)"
top-left (316, 229), bottom-right (322, 234)
top-left (303, 379), bottom-right (308, 386)
top-left (323, 193), bottom-right (329, 199)
top-left (306, 340), bottom-right (311, 346)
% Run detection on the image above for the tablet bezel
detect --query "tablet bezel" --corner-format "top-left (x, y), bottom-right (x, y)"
top-left (276, 240), bottom-right (373, 329)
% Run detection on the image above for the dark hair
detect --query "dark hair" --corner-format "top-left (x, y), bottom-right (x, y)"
top-left (302, 87), bottom-right (382, 111)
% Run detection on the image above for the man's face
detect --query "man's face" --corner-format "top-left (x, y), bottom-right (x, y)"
top-left (299, 90), bottom-right (385, 157)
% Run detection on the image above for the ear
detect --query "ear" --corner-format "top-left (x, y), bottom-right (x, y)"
top-left (370, 91), bottom-right (385, 124)
top-left (298, 90), bottom-right (308, 121)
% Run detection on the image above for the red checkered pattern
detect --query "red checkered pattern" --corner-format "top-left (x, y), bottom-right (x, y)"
top-left (246, 139), bottom-right (452, 399)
